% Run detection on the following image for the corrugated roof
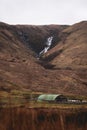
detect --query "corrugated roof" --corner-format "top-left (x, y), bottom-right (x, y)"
top-left (38, 94), bottom-right (62, 101)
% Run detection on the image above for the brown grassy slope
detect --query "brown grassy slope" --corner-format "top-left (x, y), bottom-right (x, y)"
top-left (39, 21), bottom-right (87, 95)
top-left (0, 22), bottom-right (67, 92)
top-left (43, 21), bottom-right (87, 68)
top-left (0, 22), bottom-right (42, 90)
top-left (0, 21), bottom-right (87, 96)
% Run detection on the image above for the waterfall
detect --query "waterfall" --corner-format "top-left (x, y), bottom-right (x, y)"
top-left (39, 36), bottom-right (53, 57)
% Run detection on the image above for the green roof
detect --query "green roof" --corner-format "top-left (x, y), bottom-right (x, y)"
top-left (38, 94), bottom-right (62, 101)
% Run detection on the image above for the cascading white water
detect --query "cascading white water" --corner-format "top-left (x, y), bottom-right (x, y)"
top-left (39, 36), bottom-right (53, 57)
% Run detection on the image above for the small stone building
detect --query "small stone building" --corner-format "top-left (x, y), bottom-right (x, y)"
top-left (37, 94), bottom-right (67, 102)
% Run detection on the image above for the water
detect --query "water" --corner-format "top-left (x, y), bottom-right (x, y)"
top-left (39, 36), bottom-right (53, 57)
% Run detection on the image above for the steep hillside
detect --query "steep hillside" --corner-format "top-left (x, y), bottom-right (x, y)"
top-left (43, 21), bottom-right (87, 69)
top-left (0, 22), bottom-right (67, 92)
top-left (0, 21), bottom-right (87, 96)
top-left (0, 22), bottom-right (39, 90)
top-left (16, 24), bottom-right (68, 53)
top-left (40, 21), bottom-right (87, 95)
